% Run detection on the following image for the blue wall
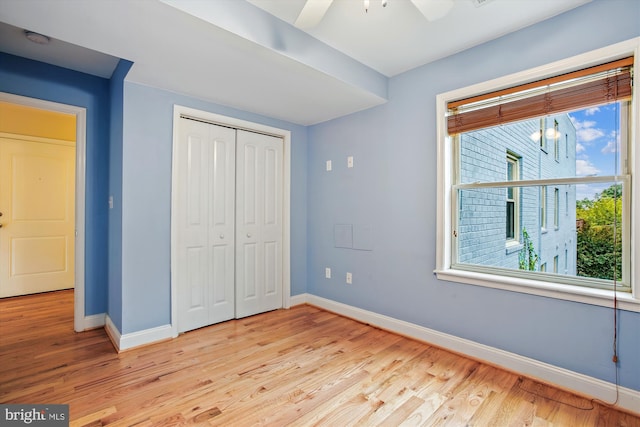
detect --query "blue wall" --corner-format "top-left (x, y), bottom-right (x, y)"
top-left (119, 82), bottom-right (308, 334)
top-left (0, 53), bottom-right (110, 316)
top-left (107, 59), bottom-right (133, 331)
top-left (306, 0), bottom-right (640, 391)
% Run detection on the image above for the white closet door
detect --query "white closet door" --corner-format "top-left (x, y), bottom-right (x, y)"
top-left (235, 130), bottom-right (283, 318)
top-left (176, 119), bottom-right (236, 333)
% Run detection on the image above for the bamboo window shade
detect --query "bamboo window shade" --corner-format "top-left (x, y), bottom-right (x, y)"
top-left (447, 57), bottom-right (633, 135)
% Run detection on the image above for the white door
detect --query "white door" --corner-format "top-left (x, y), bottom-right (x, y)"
top-left (235, 130), bottom-right (283, 318)
top-left (175, 119), bottom-right (284, 332)
top-left (175, 119), bottom-right (236, 333)
top-left (0, 137), bottom-right (75, 298)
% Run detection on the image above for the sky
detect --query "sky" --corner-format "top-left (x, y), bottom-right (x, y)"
top-left (567, 102), bottom-right (622, 200)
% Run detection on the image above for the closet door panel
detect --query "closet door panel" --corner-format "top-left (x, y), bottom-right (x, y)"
top-left (208, 133), bottom-right (236, 325)
top-left (176, 119), bottom-right (235, 332)
top-left (235, 130), bottom-right (283, 318)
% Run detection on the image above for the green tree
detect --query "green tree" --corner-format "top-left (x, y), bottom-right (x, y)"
top-left (576, 184), bottom-right (622, 280)
top-left (518, 228), bottom-right (538, 271)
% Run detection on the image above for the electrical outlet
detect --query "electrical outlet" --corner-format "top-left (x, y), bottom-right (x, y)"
top-left (325, 267), bottom-right (331, 279)
top-left (346, 272), bottom-right (352, 284)
top-left (326, 160), bottom-right (332, 171)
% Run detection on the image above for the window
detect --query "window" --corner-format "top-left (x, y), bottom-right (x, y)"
top-left (436, 41), bottom-right (639, 311)
top-left (506, 154), bottom-right (519, 242)
top-left (540, 186), bottom-right (547, 231)
top-left (554, 188), bottom-right (559, 229)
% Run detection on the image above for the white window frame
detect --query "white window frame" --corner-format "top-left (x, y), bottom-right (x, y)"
top-left (506, 153), bottom-right (520, 245)
top-left (541, 186), bottom-right (547, 232)
top-left (554, 188), bottom-right (560, 229)
top-left (435, 38), bottom-right (640, 312)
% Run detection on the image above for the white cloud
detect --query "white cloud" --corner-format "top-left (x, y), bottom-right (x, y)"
top-left (571, 118), bottom-right (604, 143)
top-left (576, 159), bottom-right (600, 176)
top-left (576, 183), bottom-right (607, 201)
top-left (577, 128), bottom-right (605, 142)
top-left (585, 107), bottom-right (600, 116)
top-left (576, 143), bottom-right (585, 153)
top-left (601, 140), bottom-right (618, 154)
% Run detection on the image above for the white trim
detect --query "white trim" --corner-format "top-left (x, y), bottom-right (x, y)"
top-left (304, 294), bottom-right (640, 416)
top-left (104, 315), bottom-right (121, 352)
top-left (105, 315), bottom-right (173, 352)
top-left (0, 92), bottom-right (87, 332)
top-left (289, 293), bottom-right (308, 307)
top-left (170, 105), bottom-right (292, 338)
top-left (83, 313), bottom-right (106, 330)
top-left (435, 37), bottom-right (640, 310)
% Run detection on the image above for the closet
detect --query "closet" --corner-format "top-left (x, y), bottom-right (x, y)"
top-left (174, 117), bottom-right (283, 333)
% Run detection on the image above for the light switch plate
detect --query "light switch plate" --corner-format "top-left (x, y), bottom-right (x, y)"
top-left (347, 156), bottom-right (354, 168)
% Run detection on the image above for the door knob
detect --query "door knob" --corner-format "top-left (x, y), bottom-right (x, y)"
top-left (247, 233), bottom-right (251, 238)
top-left (219, 234), bottom-right (224, 239)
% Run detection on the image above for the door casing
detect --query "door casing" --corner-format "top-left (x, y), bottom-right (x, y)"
top-left (170, 105), bottom-right (291, 337)
top-left (0, 92), bottom-right (87, 332)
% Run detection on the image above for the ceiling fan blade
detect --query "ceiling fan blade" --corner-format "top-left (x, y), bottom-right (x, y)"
top-left (409, 0), bottom-right (454, 21)
top-left (294, 0), bottom-right (334, 30)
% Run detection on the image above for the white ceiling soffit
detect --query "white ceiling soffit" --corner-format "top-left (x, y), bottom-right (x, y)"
top-left (0, 21), bottom-right (119, 79)
top-left (248, 0), bottom-right (592, 77)
top-left (0, 0), bottom-right (387, 126)
top-left (0, 0), bottom-right (592, 125)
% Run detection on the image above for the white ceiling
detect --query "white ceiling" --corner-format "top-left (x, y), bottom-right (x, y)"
top-left (247, 0), bottom-right (591, 77)
top-left (0, 0), bottom-right (591, 125)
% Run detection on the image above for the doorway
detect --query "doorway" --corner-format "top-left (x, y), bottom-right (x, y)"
top-left (171, 106), bottom-right (291, 335)
top-left (0, 92), bottom-right (86, 332)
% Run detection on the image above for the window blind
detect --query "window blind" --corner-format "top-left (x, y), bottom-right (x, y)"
top-left (447, 57), bottom-right (633, 135)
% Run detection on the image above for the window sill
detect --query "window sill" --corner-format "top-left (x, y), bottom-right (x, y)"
top-left (434, 268), bottom-right (639, 312)
top-left (505, 243), bottom-right (523, 255)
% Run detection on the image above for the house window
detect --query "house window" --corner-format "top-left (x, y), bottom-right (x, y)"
top-left (506, 154), bottom-right (519, 242)
top-left (436, 44), bottom-right (638, 310)
top-left (554, 188), bottom-right (559, 229)
top-left (540, 186), bottom-right (547, 231)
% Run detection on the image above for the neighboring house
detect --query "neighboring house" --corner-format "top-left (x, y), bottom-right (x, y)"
top-left (457, 114), bottom-right (577, 275)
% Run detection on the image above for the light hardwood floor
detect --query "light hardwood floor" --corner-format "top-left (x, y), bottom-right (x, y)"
top-left (0, 290), bottom-right (638, 426)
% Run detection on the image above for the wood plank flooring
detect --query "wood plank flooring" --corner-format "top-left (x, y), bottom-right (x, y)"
top-left (1, 290), bottom-right (638, 426)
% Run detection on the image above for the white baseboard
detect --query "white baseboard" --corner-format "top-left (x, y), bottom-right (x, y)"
top-left (104, 315), bottom-right (173, 352)
top-left (289, 293), bottom-right (307, 307)
top-left (83, 313), bottom-right (106, 330)
top-left (104, 315), bottom-right (121, 352)
top-left (297, 293), bottom-right (639, 416)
